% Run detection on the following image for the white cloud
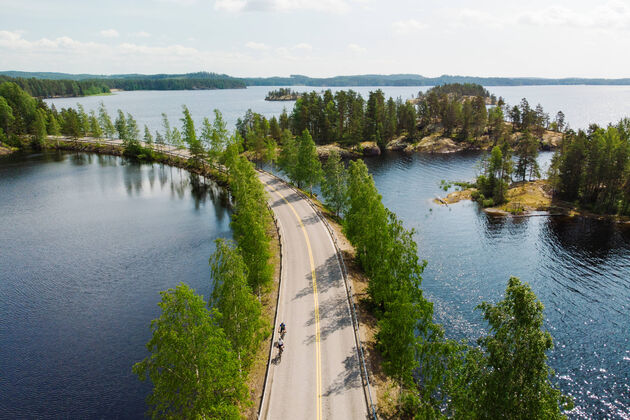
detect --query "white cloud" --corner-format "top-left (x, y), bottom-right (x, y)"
top-left (452, 9), bottom-right (504, 28)
top-left (347, 43), bottom-right (366, 54)
top-left (292, 42), bottom-right (312, 52)
top-left (245, 41), bottom-right (270, 50)
top-left (517, 1), bottom-right (630, 30)
top-left (215, 0), bottom-right (354, 13)
top-left (100, 29), bottom-right (120, 38)
top-left (393, 19), bottom-right (426, 34)
top-left (132, 31), bottom-right (151, 38)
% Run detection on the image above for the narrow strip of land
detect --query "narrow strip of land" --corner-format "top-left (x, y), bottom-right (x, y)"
top-left (258, 172), bottom-right (368, 419)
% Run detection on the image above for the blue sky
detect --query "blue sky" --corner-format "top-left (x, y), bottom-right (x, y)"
top-left (1, 0), bottom-right (629, 77)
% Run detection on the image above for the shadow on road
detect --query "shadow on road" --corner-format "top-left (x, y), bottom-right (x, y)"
top-left (322, 350), bottom-right (363, 397)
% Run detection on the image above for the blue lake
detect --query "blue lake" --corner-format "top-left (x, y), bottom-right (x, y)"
top-left (0, 151), bottom-right (231, 419)
top-left (2, 85), bottom-right (627, 418)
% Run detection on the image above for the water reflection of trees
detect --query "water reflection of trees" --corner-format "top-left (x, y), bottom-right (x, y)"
top-left (123, 160), bottom-right (144, 196)
top-left (544, 216), bottom-right (629, 262)
top-left (188, 173), bottom-right (230, 218)
top-left (478, 210), bottom-right (529, 240)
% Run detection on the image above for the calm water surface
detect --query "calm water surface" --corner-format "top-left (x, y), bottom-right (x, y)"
top-left (362, 152), bottom-right (630, 419)
top-left (45, 85), bottom-right (630, 132)
top-left (23, 86), bottom-right (630, 418)
top-left (0, 151), bottom-right (231, 419)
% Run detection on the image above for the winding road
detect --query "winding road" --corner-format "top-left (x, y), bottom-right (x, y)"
top-left (258, 171), bottom-right (370, 420)
top-left (48, 137), bottom-right (372, 418)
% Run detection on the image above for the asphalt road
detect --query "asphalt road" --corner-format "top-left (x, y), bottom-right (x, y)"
top-left (258, 172), bottom-right (369, 420)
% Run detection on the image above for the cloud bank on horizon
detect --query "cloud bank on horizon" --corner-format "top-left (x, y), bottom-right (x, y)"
top-left (0, 0), bottom-right (629, 78)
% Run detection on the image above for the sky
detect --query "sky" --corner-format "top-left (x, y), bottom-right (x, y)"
top-left (1, 0), bottom-right (630, 78)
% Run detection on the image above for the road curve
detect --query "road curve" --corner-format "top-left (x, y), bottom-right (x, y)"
top-left (258, 171), bottom-right (369, 420)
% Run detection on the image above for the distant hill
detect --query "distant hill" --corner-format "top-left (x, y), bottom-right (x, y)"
top-left (243, 74), bottom-right (630, 86)
top-left (2, 71), bottom-right (630, 92)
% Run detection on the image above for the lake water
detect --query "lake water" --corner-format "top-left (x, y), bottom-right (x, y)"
top-left (16, 86), bottom-right (630, 418)
top-left (45, 85), bottom-right (630, 133)
top-left (362, 152), bottom-right (630, 419)
top-left (0, 151), bottom-right (231, 419)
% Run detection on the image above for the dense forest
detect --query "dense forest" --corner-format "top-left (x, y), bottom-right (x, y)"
top-left (0, 75), bottom-right (110, 98)
top-left (234, 83), bottom-right (563, 157)
top-left (0, 72), bottom-right (245, 98)
top-left (549, 119), bottom-right (630, 215)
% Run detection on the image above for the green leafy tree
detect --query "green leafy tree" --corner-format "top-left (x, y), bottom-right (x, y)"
top-left (278, 129), bottom-right (298, 183)
top-left (171, 127), bottom-right (184, 148)
top-left (470, 277), bottom-right (573, 419)
top-left (126, 113), bottom-right (140, 143)
top-left (143, 125), bottom-right (153, 149)
top-left (47, 113), bottom-right (60, 136)
top-left (114, 109), bottom-right (128, 140)
top-left (226, 155), bottom-right (273, 296)
top-left (32, 109), bottom-right (47, 148)
top-left (76, 104), bottom-right (89, 136)
top-left (515, 131), bottom-right (540, 182)
top-left (295, 129), bottom-right (322, 194)
top-left (98, 102), bottom-right (115, 138)
top-left (264, 137), bottom-right (278, 170)
top-left (180, 105), bottom-right (204, 160)
top-left (0, 96), bottom-right (15, 135)
top-left (161, 113), bottom-right (172, 145)
top-left (210, 109), bottom-right (229, 162)
top-left (321, 150), bottom-right (348, 217)
top-left (209, 239), bottom-right (267, 374)
top-left (89, 111), bottom-right (102, 138)
top-left (132, 283), bottom-right (247, 420)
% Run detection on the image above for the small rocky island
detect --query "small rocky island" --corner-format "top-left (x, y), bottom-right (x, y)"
top-left (265, 88), bottom-right (302, 101)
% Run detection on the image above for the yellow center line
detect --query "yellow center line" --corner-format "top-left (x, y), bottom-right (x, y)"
top-left (265, 178), bottom-right (322, 420)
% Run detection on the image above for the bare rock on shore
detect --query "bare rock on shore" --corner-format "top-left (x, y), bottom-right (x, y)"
top-left (386, 135), bottom-right (412, 152)
top-left (416, 135), bottom-right (465, 153)
top-left (316, 143), bottom-right (360, 159)
top-left (541, 130), bottom-right (563, 150)
top-left (357, 141), bottom-right (381, 156)
top-left (0, 144), bottom-right (15, 155)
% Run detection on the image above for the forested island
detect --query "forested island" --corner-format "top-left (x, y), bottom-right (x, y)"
top-left (264, 88), bottom-right (301, 101)
top-left (236, 83), bottom-right (564, 160)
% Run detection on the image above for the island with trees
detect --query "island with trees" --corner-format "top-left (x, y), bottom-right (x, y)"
top-left (264, 88), bottom-right (302, 101)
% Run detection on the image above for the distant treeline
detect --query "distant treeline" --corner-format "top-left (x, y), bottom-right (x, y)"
top-left (4, 70), bottom-right (630, 88)
top-left (0, 72), bottom-right (245, 98)
top-left (0, 75), bottom-right (110, 98)
top-left (243, 74), bottom-right (630, 87)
